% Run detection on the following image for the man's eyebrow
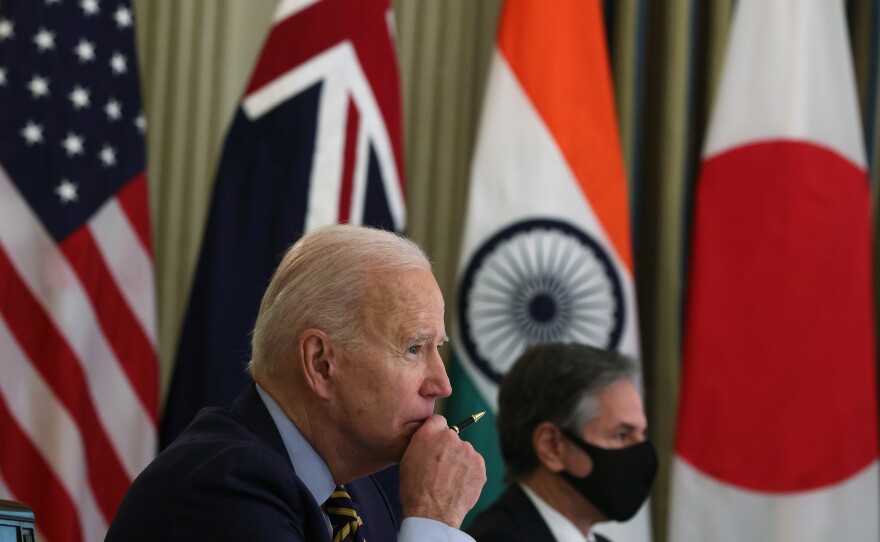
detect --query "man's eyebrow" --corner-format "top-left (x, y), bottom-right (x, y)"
top-left (403, 334), bottom-right (450, 344)
top-left (615, 422), bottom-right (641, 433)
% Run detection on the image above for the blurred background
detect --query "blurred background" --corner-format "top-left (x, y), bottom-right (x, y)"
top-left (2, 0), bottom-right (879, 540)
top-left (130, 1), bottom-right (880, 540)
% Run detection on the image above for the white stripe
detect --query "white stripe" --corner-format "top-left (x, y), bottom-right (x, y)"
top-left (88, 197), bottom-right (158, 347)
top-left (0, 470), bottom-right (12, 502)
top-left (703, 0), bottom-right (865, 168)
top-left (385, 7), bottom-right (397, 44)
top-left (0, 165), bottom-right (156, 480)
top-left (345, 49), bottom-right (405, 231)
top-left (305, 50), bottom-right (350, 232)
top-left (242, 42), bottom-right (343, 120)
top-left (669, 456), bottom-right (880, 541)
top-left (0, 315), bottom-right (108, 541)
top-left (347, 112), bottom-right (371, 226)
top-left (273, 0), bottom-right (321, 23)
top-left (243, 41), bottom-right (406, 232)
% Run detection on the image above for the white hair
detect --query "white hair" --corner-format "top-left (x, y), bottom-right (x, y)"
top-left (248, 224), bottom-right (431, 379)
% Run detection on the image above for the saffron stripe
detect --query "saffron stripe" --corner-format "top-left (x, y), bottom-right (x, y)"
top-left (497, 0), bottom-right (634, 272)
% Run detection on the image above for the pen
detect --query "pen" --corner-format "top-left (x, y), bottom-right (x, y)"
top-left (450, 411), bottom-right (486, 434)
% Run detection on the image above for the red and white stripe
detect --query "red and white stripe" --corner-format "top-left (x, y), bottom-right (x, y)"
top-left (0, 166), bottom-right (158, 541)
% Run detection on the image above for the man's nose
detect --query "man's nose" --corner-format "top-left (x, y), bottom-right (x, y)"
top-left (421, 348), bottom-right (452, 398)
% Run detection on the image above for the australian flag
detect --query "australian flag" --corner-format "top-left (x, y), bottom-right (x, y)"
top-left (160, 0), bottom-right (407, 446)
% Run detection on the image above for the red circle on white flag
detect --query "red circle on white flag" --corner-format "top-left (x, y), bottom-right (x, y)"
top-left (677, 140), bottom-right (878, 492)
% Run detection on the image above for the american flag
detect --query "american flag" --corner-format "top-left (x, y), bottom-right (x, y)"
top-left (0, 1), bottom-right (158, 541)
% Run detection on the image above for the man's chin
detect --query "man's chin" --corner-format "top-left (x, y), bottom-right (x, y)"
top-left (401, 417), bottom-right (430, 437)
top-left (390, 425), bottom-right (420, 461)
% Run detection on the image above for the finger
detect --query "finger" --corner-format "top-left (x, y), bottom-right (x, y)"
top-left (420, 414), bottom-right (448, 432)
top-left (409, 415), bottom-right (447, 442)
top-left (428, 414), bottom-right (447, 427)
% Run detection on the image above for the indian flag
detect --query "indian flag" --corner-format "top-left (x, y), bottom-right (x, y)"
top-left (670, 0), bottom-right (880, 540)
top-left (447, 1), bottom-right (648, 540)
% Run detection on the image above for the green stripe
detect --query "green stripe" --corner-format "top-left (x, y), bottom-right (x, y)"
top-left (445, 355), bottom-right (505, 529)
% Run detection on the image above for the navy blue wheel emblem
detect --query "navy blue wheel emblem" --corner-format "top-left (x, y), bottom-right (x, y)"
top-left (457, 218), bottom-right (625, 383)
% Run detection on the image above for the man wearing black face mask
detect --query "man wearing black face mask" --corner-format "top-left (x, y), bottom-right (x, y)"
top-left (467, 343), bottom-right (657, 542)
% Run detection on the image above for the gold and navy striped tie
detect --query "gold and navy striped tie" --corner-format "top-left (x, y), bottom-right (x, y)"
top-left (324, 486), bottom-right (366, 542)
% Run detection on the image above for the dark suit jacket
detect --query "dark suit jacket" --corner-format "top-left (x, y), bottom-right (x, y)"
top-left (106, 383), bottom-right (398, 541)
top-left (467, 484), bottom-right (610, 542)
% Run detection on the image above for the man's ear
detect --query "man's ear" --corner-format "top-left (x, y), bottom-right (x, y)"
top-left (532, 422), bottom-right (568, 473)
top-left (299, 328), bottom-right (335, 400)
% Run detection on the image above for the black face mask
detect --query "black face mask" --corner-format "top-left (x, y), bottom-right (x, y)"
top-left (558, 427), bottom-right (658, 522)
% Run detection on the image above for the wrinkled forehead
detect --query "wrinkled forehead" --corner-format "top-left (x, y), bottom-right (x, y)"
top-left (363, 268), bottom-right (445, 329)
top-left (595, 379), bottom-right (646, 425)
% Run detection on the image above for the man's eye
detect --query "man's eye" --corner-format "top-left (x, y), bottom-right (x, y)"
top-left (407, 346), bottom-right (420, 355)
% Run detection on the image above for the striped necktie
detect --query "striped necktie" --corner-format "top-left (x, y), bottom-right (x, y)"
top-left (324, 485), bottom-right (366, 542)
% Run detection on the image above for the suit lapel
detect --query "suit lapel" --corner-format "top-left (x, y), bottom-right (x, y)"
top-left (231, 382), bottom-right (292, 467)
top-left (502, 484), bottom-right (558, 540)
top-left (232, 382), bottom-right (333, 541)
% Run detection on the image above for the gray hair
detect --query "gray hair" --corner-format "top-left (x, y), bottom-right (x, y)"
top-left (248, 224), bottom-right (431, 379)
top-left (496, 343), bottom-right (639, 482)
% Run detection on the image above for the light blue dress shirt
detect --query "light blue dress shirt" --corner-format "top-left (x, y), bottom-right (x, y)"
top-left (256, 384), bottom-right (474, 542)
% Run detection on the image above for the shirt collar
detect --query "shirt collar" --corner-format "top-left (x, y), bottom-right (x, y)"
top-left (255, 383), bottom-right (336, 505)
top-left (520, 482), bottom-right (596, 542)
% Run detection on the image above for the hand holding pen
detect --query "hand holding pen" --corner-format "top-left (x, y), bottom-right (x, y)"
top-left (450, 411), bottom-right (485, 434)
top-left (400, 414), bottom-right (487, 527)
